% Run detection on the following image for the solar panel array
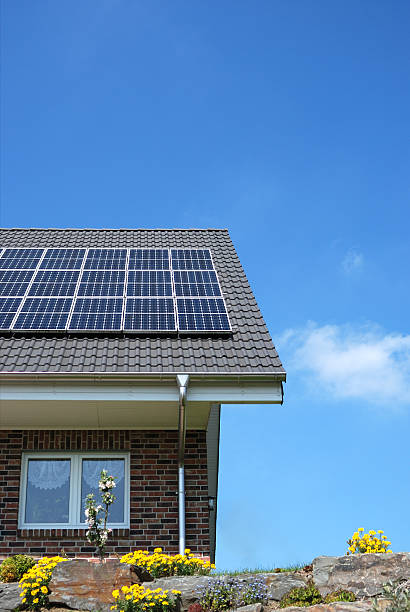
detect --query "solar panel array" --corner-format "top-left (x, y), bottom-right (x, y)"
top-left (0, 248), bottom-right (231, 333)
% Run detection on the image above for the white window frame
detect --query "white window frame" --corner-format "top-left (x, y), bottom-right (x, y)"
top-left (19, 452), bottom-right (130, 529)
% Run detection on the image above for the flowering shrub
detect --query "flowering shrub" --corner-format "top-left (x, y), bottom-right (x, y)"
top-left (85, 469), bottom-right (116, 561)
top-left (120, 547), bottom-right (214, 578)
top-left (0, 555), bottom-right (35, 583)
top-left (195, 577), bottom-right (268, 611)
top-left (347, 528), bottom-right (393, 554)
top-left (111, 584), bottom-right (181, 612)
top-left (18, 556), bottom-right (67, 610)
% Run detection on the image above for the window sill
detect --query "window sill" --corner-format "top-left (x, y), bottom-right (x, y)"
top-left (18, 528), bottom-right (130, 538)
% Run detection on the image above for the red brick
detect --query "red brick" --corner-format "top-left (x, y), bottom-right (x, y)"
top-left (0, 430), bottom-right (209, 559)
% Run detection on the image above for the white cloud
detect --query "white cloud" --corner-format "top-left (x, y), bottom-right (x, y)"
top-left (341, 249), bottom-right (363, 274)
top-left (279, 323), bottom-right (410, 406)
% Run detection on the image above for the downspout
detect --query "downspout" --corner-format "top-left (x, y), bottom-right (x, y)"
top-left (176, 374), bottom-right (189, 555)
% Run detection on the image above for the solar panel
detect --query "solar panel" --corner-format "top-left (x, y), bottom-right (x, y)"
top-left (128, 249), bottom-right (169, 270)
top-left (0, 297), bottom-right (23, 329)
top-left (0, 247), bottom-right (232, 334)
top-left (13, 298), bottom-right (72, 330)
top-left (0, 249), bottom-right (44, 270)
top-left (40, 249), bottom-right (86, 270)
top-left (173, 270), bottom-right (221, 297)
top-left (177, 298), bottom-right (230, 331)
top-left (171, 249), bottom-right (213, 270)
top-left (78, 270), bottom-right (125, 297)
top-left (0, 270), bottom-right (36, 283)
top-left (28, 270), bottom-right (80, 297)
top-left (124, 298), bottom-right (175, 331)
top-left (0, 270), bottom-right (36, 297)
top-left (126, 271), bottom-right (172, 297)
top-left (84, 249), bottom-right (127, 270)
top-left (69, 298), bottom-right (123, 330)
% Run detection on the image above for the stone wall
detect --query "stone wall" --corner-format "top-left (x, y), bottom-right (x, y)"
top-left (0, 429), bottom-right (209, 558)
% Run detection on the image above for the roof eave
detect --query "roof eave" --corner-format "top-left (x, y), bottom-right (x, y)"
top-left (0, 370), bottom-right (286, 383)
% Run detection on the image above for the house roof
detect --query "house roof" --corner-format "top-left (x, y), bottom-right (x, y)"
top-left (0, 228), bottom-right (285, 378)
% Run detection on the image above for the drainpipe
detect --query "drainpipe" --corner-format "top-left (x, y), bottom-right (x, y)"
top-left (176, 374), bottom-right (189, 555)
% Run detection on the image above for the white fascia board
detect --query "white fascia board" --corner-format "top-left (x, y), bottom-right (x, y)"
top-left (0, 380), bottom-right (283, 404)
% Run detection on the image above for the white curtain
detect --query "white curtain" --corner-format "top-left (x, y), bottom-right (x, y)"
top-left (27, 460), bottom-right (70, 490)
top-left (82, 460), bottom-right (124, 488)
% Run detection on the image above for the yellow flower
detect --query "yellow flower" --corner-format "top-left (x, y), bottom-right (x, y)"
top-left (41, 586), bottom-right (48, 594)
top-left (358, 527), bottom-right (364, 532)
top-left (33, 598), bottom-right (39, 604)
top-left (112, 590), bottom-right (120, 599)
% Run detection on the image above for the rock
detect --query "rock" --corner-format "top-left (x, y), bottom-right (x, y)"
top-left (313, 553), bottom-right (410, 598)
top-left (280, 602), bottom-right (374, 611)
top-left (0, 582), bottom-right (21, 612)
top-left (49, 559), bottom-right (142, 612)
top-left (236, 604), bottom-right (263, 612)
top-left (142, 576), bottom-right (211, 610)
top-left (265, 573), bottom-right (307, 600)
top-left (281, 601), bottom-right (392, 611)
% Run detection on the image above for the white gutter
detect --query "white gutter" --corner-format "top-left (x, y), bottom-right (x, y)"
top-left (176, 374), bottom-right (189, 555)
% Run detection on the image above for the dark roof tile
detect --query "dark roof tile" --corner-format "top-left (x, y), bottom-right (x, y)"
top-left (0, 228), bottom-right (285, 377)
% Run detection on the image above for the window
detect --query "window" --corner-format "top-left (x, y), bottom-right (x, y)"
top-left (19, 453), bottom-right (129, 529)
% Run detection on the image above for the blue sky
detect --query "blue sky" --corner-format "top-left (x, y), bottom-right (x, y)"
top-left (1, 0), bottom-right (409, 568)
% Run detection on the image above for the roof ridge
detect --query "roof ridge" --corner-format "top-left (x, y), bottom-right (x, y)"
top-left (0, 227), bottom-right (229, 232)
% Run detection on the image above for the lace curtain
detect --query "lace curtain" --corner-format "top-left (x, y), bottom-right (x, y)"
top-left (82, 460), bottom-right (124, 488)
top-left (27, 458), bottom-right (124, 490)
top-left (27, 460), bottom-right (70, 490)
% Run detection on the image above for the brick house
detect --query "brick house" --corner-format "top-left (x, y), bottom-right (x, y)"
top-left (0, 228), bottom-right (285, 562)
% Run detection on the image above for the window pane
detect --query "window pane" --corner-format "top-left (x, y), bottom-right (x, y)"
top-left (25, 459), bottom-right (70, 524)
top-left (81, 459), bottom-right (125, 523)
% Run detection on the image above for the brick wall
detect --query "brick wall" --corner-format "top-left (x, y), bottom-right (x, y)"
top-left (0, 430), bottom-right (209, 558)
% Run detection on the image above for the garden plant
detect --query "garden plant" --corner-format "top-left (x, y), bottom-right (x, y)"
top-left (347, 528), bottom-right (392, 554)
top-left (121, 547), bottom-right (215, 577)
top-left (0, 555), bottom-right (35, 583)
top-left (372, 580), bottom-right (410, 612)
top-left (85, 469), bottom-right (116, 561)
top-left (111, 584), bottom-right (182, 612)
top-left (279, 581), bottom-right (322, 608)
top-left (195, 577), bottom-right (268, 611)
top-left (18, 556), bottom-right (67, 610)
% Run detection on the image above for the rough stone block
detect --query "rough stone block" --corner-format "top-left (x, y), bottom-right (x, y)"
top-left (313, 553), bottom-right (410, 598)
top-left (49, 559), bottom-right (142, 612)
top-left (0, 583), bottom-right (21, 612)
